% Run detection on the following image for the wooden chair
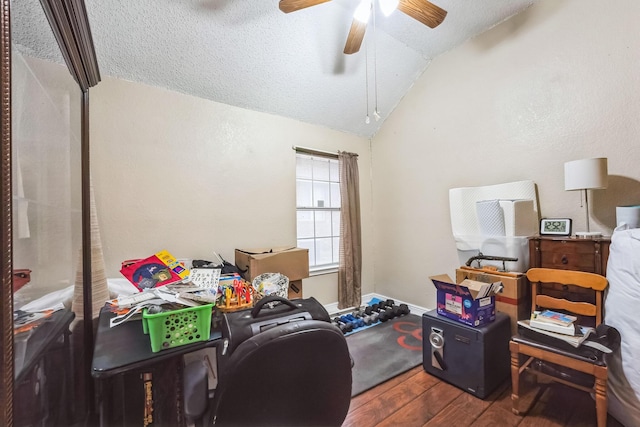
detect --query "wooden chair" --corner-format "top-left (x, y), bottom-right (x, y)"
top-left (509, 268), bottom-right (610, 427)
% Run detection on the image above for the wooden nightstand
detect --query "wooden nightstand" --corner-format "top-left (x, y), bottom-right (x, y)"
top-left (528, 235), bottom-right (611, 307)
top-left (528, 236), bottom-right (611, 276)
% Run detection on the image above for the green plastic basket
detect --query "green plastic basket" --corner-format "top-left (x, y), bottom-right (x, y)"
top-left (142, 304), bottom-right (213, 353)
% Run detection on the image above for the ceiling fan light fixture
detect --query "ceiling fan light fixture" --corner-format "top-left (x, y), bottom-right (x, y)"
top-left (281, 0), bottom-right (447, 56)
top-left (353, 0), bottom-right (372, 23)
top-left (379, 0), bottom-right (398, 17)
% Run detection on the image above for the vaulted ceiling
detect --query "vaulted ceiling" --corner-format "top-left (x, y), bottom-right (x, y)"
top-left (13, 0), bottom-right (537, 137)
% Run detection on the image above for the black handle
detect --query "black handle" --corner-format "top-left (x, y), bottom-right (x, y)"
top-left (250, 295), bottom-right (297, 318)
top-left (433, 351), bottom-right (447, 371)
top-left (561, 255), bottom-right (568, 264)
top-left (593, 323), bottom-right (621, 352)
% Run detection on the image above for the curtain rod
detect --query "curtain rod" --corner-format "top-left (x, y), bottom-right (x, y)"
top-left (292, 145), bottom-right (338, 158)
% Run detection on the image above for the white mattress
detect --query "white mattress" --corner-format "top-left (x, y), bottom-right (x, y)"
top-left (605, 226), bottom-right (640, 427)
top-left (449, 180), bottom-right (539, 272)
top-left (449, 180), bottom-right (539, 238)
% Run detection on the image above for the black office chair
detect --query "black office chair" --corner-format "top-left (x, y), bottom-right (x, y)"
top-left (184, 319), bottom-right (352, 427)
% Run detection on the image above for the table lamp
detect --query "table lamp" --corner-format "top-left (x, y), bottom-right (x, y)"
top-left (564, 158), bottom-right (608, 237)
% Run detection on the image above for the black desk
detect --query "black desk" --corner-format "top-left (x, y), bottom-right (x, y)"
top-left (91, 305), bottom-right (222, 426)
top-left (14, 309), bottom-right (74, 426)
top-left (92, 305), bottom-right (222, 378)
top-left (15, 308), bottom-right (74, 381)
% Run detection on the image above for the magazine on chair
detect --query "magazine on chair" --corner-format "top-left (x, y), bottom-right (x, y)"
top-left (517, 319), bottom-right (595, 348)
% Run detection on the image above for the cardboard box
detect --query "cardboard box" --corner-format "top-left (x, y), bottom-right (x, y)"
top-left (235, 247), bottom-right (309, 282)
top-left (429, 274), bottom-right (502, 327)
top-left (456, 267), bottom-right (530, 335)
top-left (288, 280), bottom-right (303, 299)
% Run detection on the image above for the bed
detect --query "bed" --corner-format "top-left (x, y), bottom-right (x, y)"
top-left (605, 225), bottom-right (640, 427)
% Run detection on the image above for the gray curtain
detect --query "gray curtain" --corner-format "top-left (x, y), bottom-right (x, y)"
top-left (338, 152), bottom-right (361, 309)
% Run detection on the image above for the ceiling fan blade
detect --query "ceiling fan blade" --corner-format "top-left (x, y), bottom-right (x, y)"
top-left (343, 19), bottom-right (367, 54)
top-left (397, 0), bottom-right (447, 28)
top-left (279, 0), bottom-right (332, 13)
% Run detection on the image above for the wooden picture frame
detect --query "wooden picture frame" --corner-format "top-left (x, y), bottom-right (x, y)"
top-left (540, 218), bottom-right (572, 236)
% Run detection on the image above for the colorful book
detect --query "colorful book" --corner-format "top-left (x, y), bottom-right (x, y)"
top-left (530, 318), bottom-right (578, 336)
top-left (120, 250), bottom-right (189, 291)
top-left (534, 309), bottom-right (577, 327)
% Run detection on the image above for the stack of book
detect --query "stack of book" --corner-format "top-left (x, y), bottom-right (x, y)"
top-left (517, 310), bottom-right (598, 349)
top-left (529, 310), bottom-right (578, 335)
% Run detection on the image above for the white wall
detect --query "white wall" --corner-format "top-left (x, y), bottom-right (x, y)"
top-left (371, 0), bottom-right (640, 309)
top-left (90, 78), bottom-right (373, 305)
top-left (90, 0), bottom-right (640, 309)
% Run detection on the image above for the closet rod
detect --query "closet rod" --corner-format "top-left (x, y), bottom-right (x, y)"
top-left (292, 145), bottom-right (338, 158)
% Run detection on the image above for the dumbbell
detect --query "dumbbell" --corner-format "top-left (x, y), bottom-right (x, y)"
top-left (333, 316), bottom-right (353, 334)
top-left (354, 309), bottom-right (376, 325)
top-left (365, 310), bottom-right (379, 323)
top-left (363, 302), bottom-right (384, 314)
top-left (339, 314), bottom-right (361, 330)
top-left (388, 302), bottom-right (411, 318)
top-left (358, 307), bottom-right (379, 324)
top-left (363, 304), bottom-right (378, 317)
top-left (332, 317), bottom-right (353, 334)
top-left (364, 302), bottom-right (387, 314)
top-left (351, 311), bottom-right (372, 326)
top-left (378, 300), bottom-right (399, 320)
top-left (371, 299), bottom-right (406, 321)
top-left (351, 313), bottom-right (367, 328)
top-left (376, 300), bottom-right (395, 311)
top-left (397, 303), bottom-right (410, 316)
top-left (342, 314), bottom-right (364, 329)
top-left (364, 303), bottom-right (393, 322)
top-left (380, 299), bottom-right (410, 316)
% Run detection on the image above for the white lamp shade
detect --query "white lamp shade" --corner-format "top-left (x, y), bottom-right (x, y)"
top-left (564, 158), bottom-right (608, 191)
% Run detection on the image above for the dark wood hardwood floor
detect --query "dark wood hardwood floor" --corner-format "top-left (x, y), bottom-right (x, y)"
top-left (344, 366), bottom-right (625, 427)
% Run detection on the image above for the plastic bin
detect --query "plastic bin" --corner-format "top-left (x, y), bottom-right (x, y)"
top-left (142, 304), bottom-right (213, 352)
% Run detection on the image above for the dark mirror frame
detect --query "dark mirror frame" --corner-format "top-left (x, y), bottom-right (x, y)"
top-left (0, 1), bottom-right (99, 425)
top-left (1, 0), bottom-right (13, 422)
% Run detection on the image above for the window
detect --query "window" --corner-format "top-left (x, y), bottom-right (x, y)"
top-left (296, 152), bottom-right (340, 271)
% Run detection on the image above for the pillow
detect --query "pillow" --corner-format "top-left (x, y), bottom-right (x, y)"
top-left (475, 199), bottom-right (505, 236)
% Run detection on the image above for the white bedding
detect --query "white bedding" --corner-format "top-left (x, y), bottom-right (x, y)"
top-left (605, 225), bottom-right (640, 427)
top-left (17, 278), bottom-right (138, 313)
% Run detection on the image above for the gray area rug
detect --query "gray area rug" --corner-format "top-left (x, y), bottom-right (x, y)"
top-left (346, 313), bottom-right (423, 397)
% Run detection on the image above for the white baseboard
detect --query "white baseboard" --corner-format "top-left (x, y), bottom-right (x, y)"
top-left (325, 293), bottom-right (430, 317)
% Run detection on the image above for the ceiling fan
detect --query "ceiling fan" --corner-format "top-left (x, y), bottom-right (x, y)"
top-left (279, 0), bottom-right (447, 54)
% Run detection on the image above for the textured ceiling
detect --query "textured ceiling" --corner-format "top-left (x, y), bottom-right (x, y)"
top-left (12, 0), bottom-right (537, 137)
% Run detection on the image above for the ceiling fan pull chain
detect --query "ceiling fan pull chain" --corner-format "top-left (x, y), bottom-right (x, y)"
top-left (373, 0), bottom-right (380, 121)
top-left (365, 44), bottom-right (370, 124)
